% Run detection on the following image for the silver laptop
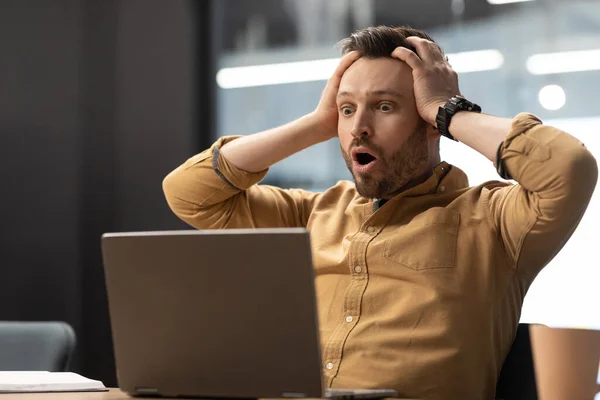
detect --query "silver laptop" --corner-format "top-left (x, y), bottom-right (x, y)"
top-left (101, 229), bottom-right (398, 399)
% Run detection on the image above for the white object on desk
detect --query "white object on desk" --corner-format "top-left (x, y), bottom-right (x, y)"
top-left (0, 371), bottom-right (106, 393)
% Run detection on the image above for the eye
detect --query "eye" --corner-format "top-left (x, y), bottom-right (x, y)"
top-left (378, 103), bottom-right (394, 112)
top-left (341, 106), bottom-right (354, 116)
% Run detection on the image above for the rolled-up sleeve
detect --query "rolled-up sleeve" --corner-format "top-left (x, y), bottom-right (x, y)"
top-left (163, 136), bottom-right (318, 230)
top-left (486, 113), bottom-right (598, 274)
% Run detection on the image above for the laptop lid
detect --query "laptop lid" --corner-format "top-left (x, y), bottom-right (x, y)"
top-left (101, 228), bottom-right (323, 398)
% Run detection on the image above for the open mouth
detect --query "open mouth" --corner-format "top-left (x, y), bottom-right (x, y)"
top-left (352, 147), bottom-right (378, 166)
top-left (356, 152), bottom-right (377, 165)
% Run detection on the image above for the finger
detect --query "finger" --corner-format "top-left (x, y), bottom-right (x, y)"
top-left (429, 42), bottom-right (447, 63)
top-left (331, 50), bottom-right (361, 82)
top-left (320, 51), bottom-right (360, 106)
top-left (391, 46), bottom-right (423, 71)
top-left (406, 36), bottom-right (445, 63)
top-left (323, 51), bottom-right (360, 99)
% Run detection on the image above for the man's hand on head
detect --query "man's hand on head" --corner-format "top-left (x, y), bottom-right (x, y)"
top-left (312, 51), bottom-right (361, 140)
top-left (391, 37), bottom-right (461, 127)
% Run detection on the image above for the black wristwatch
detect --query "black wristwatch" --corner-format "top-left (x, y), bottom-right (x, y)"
top-left (435, 96), bottom-right (482, 141)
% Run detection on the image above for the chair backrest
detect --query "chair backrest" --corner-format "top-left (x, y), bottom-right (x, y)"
top-left (495, 323), bottom-right (538, 400)
top-left (0, 321), bottom-right (76, 372)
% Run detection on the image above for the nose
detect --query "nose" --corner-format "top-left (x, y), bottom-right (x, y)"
top-left (350, 110), bottom-right (373, 139)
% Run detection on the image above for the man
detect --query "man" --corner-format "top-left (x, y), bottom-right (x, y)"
top-left (163, 26), bottom-right (597, 399)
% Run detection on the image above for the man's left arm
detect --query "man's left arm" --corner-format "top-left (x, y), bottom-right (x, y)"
top-left (449, 111), bottom-right (597, 271)
top-left (393, 36), bottom-right (598, 271)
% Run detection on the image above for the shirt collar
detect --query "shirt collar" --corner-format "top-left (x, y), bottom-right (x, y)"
top-left (405, 162), bottom-right (469, 197)
top-left (372, 162), bottom-right (469, 210)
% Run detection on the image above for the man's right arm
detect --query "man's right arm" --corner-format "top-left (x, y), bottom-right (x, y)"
top-left (217, 50), bottom-right (361, 173)
top-left (217, 112), bottom-right (330, 173)
top-left (162, 51), bottom-right (361, 230)
top-left (161, 117), bottom-right (326, 230)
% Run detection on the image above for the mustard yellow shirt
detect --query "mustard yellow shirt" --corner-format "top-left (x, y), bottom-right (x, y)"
top-left (162, 113), bottom-right (597, 399)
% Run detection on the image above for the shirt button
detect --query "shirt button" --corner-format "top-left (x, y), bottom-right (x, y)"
top-left (325, 362), bottom-right (334, 370)
top-left (354, 265), bottom-right (362, 273)
top-left (366, 226), bottom-right (375, 233)
top-left (345, 316), bottom-right (353, 323)
top-left (439, 185), bottom-right (446, 192)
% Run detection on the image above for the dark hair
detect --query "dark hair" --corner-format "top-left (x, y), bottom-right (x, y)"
top-left (338, 25), bottom-right (443, 59)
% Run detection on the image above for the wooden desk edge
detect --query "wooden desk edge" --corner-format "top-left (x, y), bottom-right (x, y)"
top-left (0, 388), bottom-right (416, 400)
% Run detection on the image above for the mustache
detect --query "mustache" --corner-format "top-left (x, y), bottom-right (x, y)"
top-left (348, 137), bottom-right (383, 157)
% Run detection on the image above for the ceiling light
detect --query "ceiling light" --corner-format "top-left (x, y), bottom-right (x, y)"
top-left (217, 49), bottom-right (504, 89)
top-left (216, 59), bottom-right (339, 89)
top-left (527, 49), bottom-right (600, 75)
top-left (538, 85), bottom-right (566, 111)
top-left (487, 0), bottom-right (535, 4)
top-left (447, 49), bottom-right (504, 73)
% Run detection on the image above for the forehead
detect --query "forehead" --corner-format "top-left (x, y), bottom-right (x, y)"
top-left (338, 57), bottom-right (413, 96)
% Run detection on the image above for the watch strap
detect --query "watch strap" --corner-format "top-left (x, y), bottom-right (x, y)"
top-left (436, 96), bottom-right (482, 141)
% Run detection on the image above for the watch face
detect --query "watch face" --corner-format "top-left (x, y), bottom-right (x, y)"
top-left (452, 96), bottom-right (481, 113)
top-left (455, 97), bottom-right (471, 109)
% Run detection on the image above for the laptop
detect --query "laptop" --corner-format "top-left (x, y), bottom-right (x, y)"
top-left (101, 229), bottom-right (398, 399)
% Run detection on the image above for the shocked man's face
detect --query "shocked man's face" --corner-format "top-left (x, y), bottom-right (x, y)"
top-left (337, 56), bottom-right (437, 199)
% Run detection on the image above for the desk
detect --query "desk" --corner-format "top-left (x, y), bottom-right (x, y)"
top-left (0, 389), bottom-right (133, 400)
top-left (0, 389), bottom-right (408, 400)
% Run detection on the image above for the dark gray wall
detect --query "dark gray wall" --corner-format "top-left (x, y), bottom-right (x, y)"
top-left (0, 0), bottom-right (210, 386)
top-left (0, 0), bottom-right (84, 333)
top-left (114, 0), bottom-right (196, 231)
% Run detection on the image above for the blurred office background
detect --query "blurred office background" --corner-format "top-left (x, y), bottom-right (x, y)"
top-left (1, 0), bottom-right (598, 387)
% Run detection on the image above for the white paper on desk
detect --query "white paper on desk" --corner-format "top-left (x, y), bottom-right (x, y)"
top-left (0, 371), bottom-right (107, 393)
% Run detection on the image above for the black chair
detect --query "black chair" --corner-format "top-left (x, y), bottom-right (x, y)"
top-left (0, 321), bottom-right (77, 372)
top-left (495, 323), bottom-right (539, 400)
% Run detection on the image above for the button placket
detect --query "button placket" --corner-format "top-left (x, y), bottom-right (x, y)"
top-left (328, 210), bottom-right (392, 388)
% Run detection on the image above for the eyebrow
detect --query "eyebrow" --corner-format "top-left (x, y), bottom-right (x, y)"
top-left (337, 89), bottom-right (405, 99)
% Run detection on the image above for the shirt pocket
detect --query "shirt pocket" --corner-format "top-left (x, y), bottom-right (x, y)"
top-left (383, 207), bottom-right (460, 271)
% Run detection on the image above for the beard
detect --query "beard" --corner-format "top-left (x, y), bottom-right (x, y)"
top-left (341, 120), bottom-right (430, 199)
